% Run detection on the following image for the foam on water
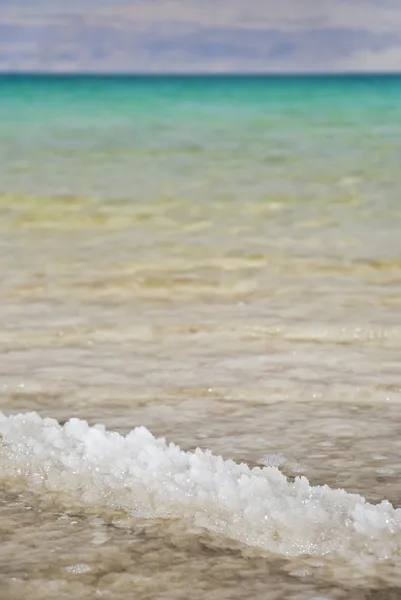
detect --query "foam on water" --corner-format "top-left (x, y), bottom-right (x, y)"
top-left (1, 412), bottom-right (400, 569)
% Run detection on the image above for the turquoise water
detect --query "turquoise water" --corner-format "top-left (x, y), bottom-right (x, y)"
top-left (1, 75), bottom-right (401, 600)
top-left (1, 74), bottom-right (401, 204)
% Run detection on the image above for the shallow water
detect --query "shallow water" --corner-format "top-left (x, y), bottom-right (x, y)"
top-left (1, 75), bottom-right (401, 599)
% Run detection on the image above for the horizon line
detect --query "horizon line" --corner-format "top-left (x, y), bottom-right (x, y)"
top-left (1, 71), bottom-right (401, 77)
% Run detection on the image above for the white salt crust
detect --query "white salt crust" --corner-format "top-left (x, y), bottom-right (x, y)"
top-left (1, 412), bottom-right (400, 564)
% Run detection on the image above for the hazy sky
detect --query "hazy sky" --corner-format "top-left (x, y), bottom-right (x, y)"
top-left (1, 0), bottom-right (401, 73)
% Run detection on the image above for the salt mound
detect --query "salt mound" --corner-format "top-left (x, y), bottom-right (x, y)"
top-left (0, 412), bottom-right (400, 564)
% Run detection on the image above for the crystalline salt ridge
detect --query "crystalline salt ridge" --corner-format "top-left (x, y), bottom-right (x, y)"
top-left (0, 411), bottom-right (400, 565)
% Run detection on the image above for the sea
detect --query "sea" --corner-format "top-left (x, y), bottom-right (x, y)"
top-left (0, 74), bottom-right (401, 600)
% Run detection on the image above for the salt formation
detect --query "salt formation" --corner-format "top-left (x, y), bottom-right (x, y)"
top-left (0, 412), bottom-right (400, 564)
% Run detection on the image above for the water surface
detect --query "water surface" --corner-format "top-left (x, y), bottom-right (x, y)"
top-left (1, 75), bottom-right (401, 600)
